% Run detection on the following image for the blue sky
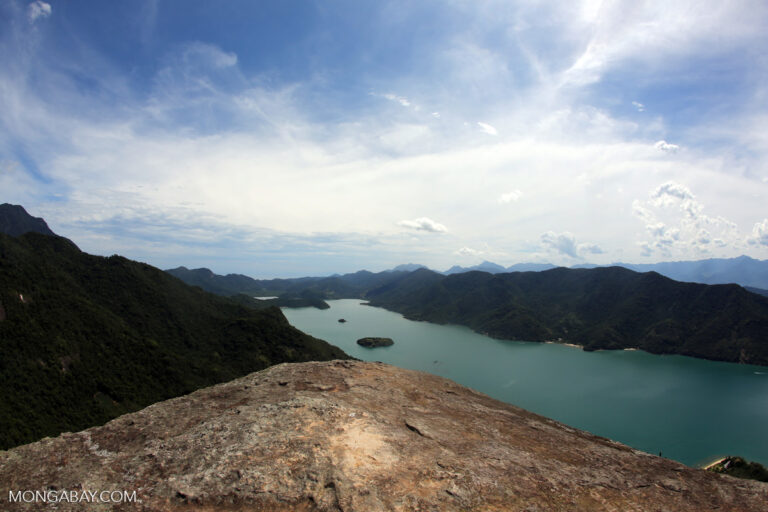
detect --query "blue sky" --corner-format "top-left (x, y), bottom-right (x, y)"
top-left (2, 0), bottom-right (768, 277)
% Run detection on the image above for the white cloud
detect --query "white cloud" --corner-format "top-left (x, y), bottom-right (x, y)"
top-left (477, 122), bottom-right (498, 136)
top-left (397, 217), bottom-right (448, 233)
top-left (634, 182), bottom-right (749, 257)
top-left (455, 246), bottom-right (483, 256)
top-left (540, 231), bottom-right (603, 259)
top-left (646, 222), bottom-right (666, 237)
top-left (632, 101), bottom-right (645, 112)
top-left (498, 190), bottom-right (522, 203)
top-left (655, 140), bottom-right (680, 153)
top-left (651, 181), bottom-right (694, 203)
top-left (383, 93), bottom-right (411, 107)
top-left (431, 112), bottom-right (441, 118)
top-left (559, 1), bottom-right (768, 87)
top-left (749, 219), bottom-right (768, 246)
top-left (28, 1), bottom-right (51, 22)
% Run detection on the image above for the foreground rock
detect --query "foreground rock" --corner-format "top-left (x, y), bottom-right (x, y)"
top-left (356, 337), bottom-right (394, 348)
top-left (1, 361), bottom-right (766, 511)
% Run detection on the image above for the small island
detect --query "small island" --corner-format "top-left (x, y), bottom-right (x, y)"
top-left (356, 337), bottom-right (394, 348)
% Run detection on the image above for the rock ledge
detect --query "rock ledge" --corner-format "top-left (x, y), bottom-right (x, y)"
top-left (1, 360), bottom-right (766, 511)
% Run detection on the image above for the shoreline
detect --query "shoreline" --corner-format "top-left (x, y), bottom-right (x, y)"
top-left (544, 340), bottom-right (584, 349)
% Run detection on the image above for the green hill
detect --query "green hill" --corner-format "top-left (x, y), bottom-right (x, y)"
top-left (365, 267), bottom-right (768, 366)
top-left (0, 232), bottom-right (349, 450)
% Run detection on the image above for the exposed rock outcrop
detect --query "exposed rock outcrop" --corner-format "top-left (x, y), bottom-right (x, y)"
top-left (1, 361), bottom-right (766, 511)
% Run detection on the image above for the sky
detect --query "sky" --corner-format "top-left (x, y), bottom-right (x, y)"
top-left (2, 0), bottom-right (768, 277)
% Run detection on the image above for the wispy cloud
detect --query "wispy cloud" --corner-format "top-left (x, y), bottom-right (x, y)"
top-left (381, 93), bottom-right (412, 107)
top-left (27, 1), bottom-right (51, 22)
top-left (477, 122), bottom-right (498, 136)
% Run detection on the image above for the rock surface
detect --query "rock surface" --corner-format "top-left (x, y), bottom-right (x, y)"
top-left (1, 360), bottom-right (766, 511)
top-left (356, 337), bottom-right (394, 348)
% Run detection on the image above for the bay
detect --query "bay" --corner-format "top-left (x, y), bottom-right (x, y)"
top-left (283, 299), bottom-right (768, 467)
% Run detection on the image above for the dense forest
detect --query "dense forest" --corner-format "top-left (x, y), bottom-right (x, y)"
top-left (0, 231), bottom-right (348, 449)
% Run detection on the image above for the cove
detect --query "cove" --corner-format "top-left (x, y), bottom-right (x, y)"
top-left (283, 299), bottom-right (768, 467)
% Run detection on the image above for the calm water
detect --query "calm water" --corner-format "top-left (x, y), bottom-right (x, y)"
top-left (283, 299), bottom-right (768, 467)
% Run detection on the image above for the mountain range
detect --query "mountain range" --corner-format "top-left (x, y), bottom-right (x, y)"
top-left (169, 263), bottom-right (768, 366)
top-left (412, 257), bottom-right (768, 290)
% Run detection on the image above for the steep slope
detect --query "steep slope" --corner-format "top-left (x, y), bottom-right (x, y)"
top-left (365, 267), bottom-right (768, 365)
top-left (0, 361), bottom-right (765, 511)
top-left (0, 232), bottom-right (349, 450)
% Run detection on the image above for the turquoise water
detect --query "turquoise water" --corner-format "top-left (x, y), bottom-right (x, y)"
top-left (283, 299), bottom-right (768, 467)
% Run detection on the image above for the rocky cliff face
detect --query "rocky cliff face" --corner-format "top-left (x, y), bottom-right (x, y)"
top-left (1, 361), bottom-right (766, 511)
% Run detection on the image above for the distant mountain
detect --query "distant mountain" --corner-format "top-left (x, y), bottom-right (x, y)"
top-left (388, 263), bottom-right (428, 272)
top-left (444, 260), bottom-right (508, 274)
top-left (445, 261), bottom-right (558, 274)
top-left (166, 266), bottom-right (413, 306)
top-left (365, 267), bottom-right (768, 366)
top-left (573, 256), bottom-right (768, 289)
top-left (746, 286), bottom-right (768, 298)
top-left (0, 203), bottom-right (57, 237)
top-left (0, 231), bottom-right (348, 450)
top-left (507, 262), bottom-right (558, 272)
